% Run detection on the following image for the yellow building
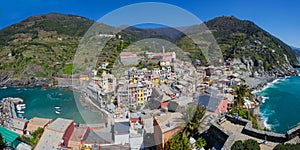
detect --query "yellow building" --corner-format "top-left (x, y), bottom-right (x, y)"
top-left (151, 74), bottom-right (160, 88)
top-left (79, 75), bottom-right (89, 81)
top-left (137, 89), bottom-right (144, 105)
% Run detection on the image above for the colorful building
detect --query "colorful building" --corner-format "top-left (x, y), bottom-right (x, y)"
top-left (196, 95), bottom-right (228, 114)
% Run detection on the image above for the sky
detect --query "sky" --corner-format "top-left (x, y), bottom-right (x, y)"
top-left (0, 0), bottom-right (299, 47)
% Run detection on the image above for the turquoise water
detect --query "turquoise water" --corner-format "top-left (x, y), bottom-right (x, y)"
top-left (260, 75), bottom-right (300, 133)
top-left (0, 87), bottom-right (103, 124)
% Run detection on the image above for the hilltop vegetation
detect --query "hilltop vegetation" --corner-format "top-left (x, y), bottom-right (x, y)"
top-left (0, 13), bottom-right (93, 78)
top-left (0, 13), bottom-right (297, 81)
top-left (178, 16), bottom-right (297, 75)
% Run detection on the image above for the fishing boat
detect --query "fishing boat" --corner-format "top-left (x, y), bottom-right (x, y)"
top-left (55, 111), bottom-right (61, 114)
top-left (55, 106), bottom-right (60, 109)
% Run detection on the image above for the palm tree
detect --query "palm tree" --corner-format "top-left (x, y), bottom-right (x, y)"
top-left (182, 105), bottom-right (206, 138)
top-left (231, 84), bottom-right (254, 119)
top-left (195, 137), bottom-right (207, 149)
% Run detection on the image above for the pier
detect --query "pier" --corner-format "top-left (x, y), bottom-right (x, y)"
top-left (1, 97), bottom-right (24, 127)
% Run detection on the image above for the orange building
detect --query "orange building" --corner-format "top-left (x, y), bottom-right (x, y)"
top-left (153, 112), bottom-right (186, 149)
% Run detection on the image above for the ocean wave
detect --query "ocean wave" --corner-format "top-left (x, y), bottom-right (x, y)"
top-left (251, 90), bottom-right (259, 94)
top-left (260, 107), bottom-right (279, 131)
top-left (263, 117), bottom-right (272, 130)
top-left (260, 77), bottom-right (288, 92)
top-left (261, 96), bottom-right (269, 103)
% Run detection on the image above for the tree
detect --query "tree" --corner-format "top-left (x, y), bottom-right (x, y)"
top-left (232, 84), bottom-right (254, 109)
top-left (0, 133), bottom-right (4, 149)
top-left (243, 139), bottom-right (260, 150)
top-left (231, 84), bottom-right (254, 119)
top-left (195, 137), bottom-right (206, 149)
top-left (166, 133), bottom-right (191, 150)
top-left (20, 127), bottom-right (44, 147)
top-left (182, 105), bottom-right (206, 138)
top-left (274, 143), bottom-right (300, 150)
top-left (231, 139), bottom-right (260, 150)
top-left (231, 140), bottom-right (244, 150)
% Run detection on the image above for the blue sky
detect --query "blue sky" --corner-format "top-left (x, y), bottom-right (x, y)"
top-left (0, 0), bottom-right (299, 47)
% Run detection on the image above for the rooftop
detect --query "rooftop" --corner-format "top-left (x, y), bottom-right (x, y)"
top-left (25, 117), bottom-right (52, 132)
top-left (154, 112), bottom-right (186, 133)
top-left (196, 95), bottom-right (224, 112)
top-left (84, 128), bottom-right (113, 144)
top-left (0, 126), bottom-right (19, 143)
top-left (120, 52), bottom-right (137, 57)
top-left (114, 121), bottom-right (130, 135)
top-left (35, 118), bottom-right (74, 150)
top-left (34, 129), bottom-right (63, 150)
top-left (47, 118), bottom-right (73, 133)
top-left (69, 127), bottom-right (88, 143)
top-left (11, 118), bottom-right (27, 130)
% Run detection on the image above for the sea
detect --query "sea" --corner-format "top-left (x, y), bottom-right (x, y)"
top-left (0, 86), bottom-right (103, 124)
top-left (259, 69), bottom-right (300, 133)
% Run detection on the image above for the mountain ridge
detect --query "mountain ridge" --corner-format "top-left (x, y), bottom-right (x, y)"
top-left (0, 13), bottom-right (297, 86)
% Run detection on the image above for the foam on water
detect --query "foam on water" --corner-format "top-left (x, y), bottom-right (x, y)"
top-left (259, 75), bottom-right (300, 133)
top-left (261, 96), bottom-right (269, 103)
top-left (261, 108), bottom-right (276, 130)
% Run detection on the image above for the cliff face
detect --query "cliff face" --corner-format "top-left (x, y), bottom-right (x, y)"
top-left (177, 16), bottom-right (298, 88)
top-left (207, 16), bottom-right (297, 87)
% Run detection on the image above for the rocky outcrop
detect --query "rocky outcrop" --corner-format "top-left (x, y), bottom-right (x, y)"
top-left (3, 77), bottom-right (54, 87)
top-left (232, 57), bottom-right (297, 88)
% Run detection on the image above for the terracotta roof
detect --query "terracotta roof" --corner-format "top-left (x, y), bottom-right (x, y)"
top-left (120, 52), bottom-right (137, 57)
top-left (25, 117), bottom-right (52, 132)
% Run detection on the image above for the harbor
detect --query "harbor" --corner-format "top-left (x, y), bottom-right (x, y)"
top-left (0, 87), bottom-right (103, 124)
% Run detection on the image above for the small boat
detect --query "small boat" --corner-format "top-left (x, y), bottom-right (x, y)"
top-left (16, 106), bottom-right (22, 111)
top-left (0, 86), bottom-right (7, 89)
top-left (55, 111), bottom-right (61, 114)
top-left (17, 114), bottom-right (23, 118)
top-left (16, 104), bottom-right (26, 110)
top-left (17, 104), bottom-right (26, 107)
top-left (17, 111), bottom-right (24, 114)
top-left (55, 106), bottom-right (61, 109)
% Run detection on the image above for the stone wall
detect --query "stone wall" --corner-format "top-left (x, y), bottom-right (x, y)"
top-left (225, 114), bottom-right (300, 143)
top-left (209, 122), bottom-right (235, 150)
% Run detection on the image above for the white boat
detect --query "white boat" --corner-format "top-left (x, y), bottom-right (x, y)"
top-left (16, 106), bottom-right (22, 111)
top-left (0, 86), bottom-right (7, 89)
top-left (16, 104), bottom-right (26, 110)
top-left (17, 111), bottom-right (25, 114)
top-left (55, 106), bottom-right (60, 109)
top-left (55, 111), bottom-right (61, 114)
top-left (17, 104), bottom-right (26, 108)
